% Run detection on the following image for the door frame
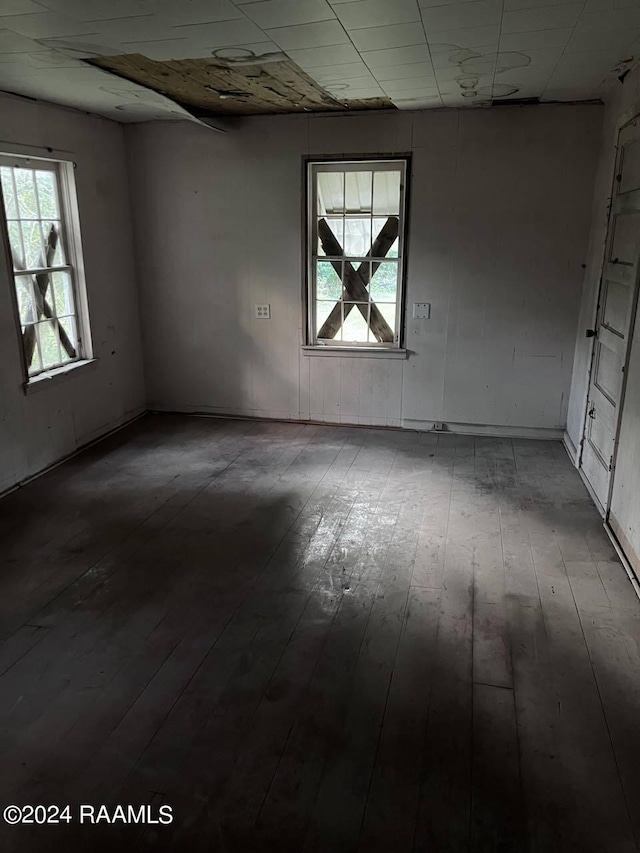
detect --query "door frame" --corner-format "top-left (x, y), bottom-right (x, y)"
top-left (578, 114), bottom-right (640, 521)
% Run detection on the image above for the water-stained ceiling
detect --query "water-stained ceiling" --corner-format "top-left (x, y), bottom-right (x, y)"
top-left (0, 0), bottom-right (637, 121)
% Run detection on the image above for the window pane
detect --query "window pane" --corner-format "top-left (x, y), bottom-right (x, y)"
top-left (14, 275), bottom-right (36, 324)
top-left (316, 300), bottom-right (336, 337)
top-left (370, 261), bottom-right (398, 303)
top-left (316, 261), bottom-right (342, 301)
top-left (378, 302), bottom-right (397, 334)
top-left (38, 320), bottom-right (62, 369)
top-left (35, 170), bottom-right (59, 218)
top-left (373, 217), bottom-right (399, 258)
top-left (21, 220), bottom-right (45, 269)
top-left (7, 221), bottom-right (23, 268)
top-left (52, 271), bottom-right (75, 316)
top-left (29, 339), bottom-right (42, 374)
top-left (345, 171), bottom-right (372, 212)
top-left (41, 221), bottom-right (65, 266)
top-left (14, 168), bottom-right (39, 219)
top-left (317, 172), bottom-right (344, 215)
top-left (59, 315), bottom-right (78, 353)
top-left (318, 216), bottom-right (343, 255)
top-left (1, 167), bottom-right (18, 218)
top-left (373, 170), bottom-right (401, 215)
top-left (344, 218), bottom-right (371, 257)
top-left (342, 303), bottom-right (370, 343)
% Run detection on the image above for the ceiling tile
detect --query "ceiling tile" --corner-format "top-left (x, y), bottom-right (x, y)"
top-left (349, 22), bottom-right (426, 52)
top-left (0, 29), bottom-right (44, 52)
top-left (170, 18), bottom-right (271, 46)
top-left (266, 19), bottom-right (349, 49)
top-left (309, 60), bottom-right (371, 80)
top-left (90, 17), bottom-right (184, 44)
top-left (382, 81), bottom-right (440, 96)
top-left (564, 25), bottom-right (640, 52)
top-left (583, 0), bottom-right (640, 10)
top-left (575, 7), bottom-right (640, 28)
top-left (430, 45), bottom-right (496, 67)
top-left (392, 95), bottom-right (443, 107)
top-left (360, 42), bottom-right (433, 66)
top-left (285, 41), bottom-right (361, 66)
top-left (337, 84), bottom-right (385, 97)
top-left (241, 0), bottom-right (335, 28)
top-left (154, 0), bottom-right (245, 25)
top-left (37, 0), bottom-right (159, 20)
top-left (418, 0), bottom-right (489, 7)
top-left (0, 0), bottom-right (49, 12)
top-left (427, 24), bottom-right (500, 50)
top-left (333, 0), bottom-right (421, 29)
top-left (501, 3), bottom-right (583, 33)
top-left (374, 61), bottom-right (436, 80)
top-left (498, 27), bottom-right (571, 50)
top-left (421, 0), bottom-right (502, 33)
top-left (0, 12), bottom-right (101, 38)
top-left (504, 0), bottom-right (582, 9)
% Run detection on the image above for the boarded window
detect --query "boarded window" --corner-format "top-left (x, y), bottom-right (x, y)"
top-left (307, 159), bottom-right (408, 348)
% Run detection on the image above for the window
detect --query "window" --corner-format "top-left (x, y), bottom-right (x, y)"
top-left (307, 159), bottom-right (408, 349)
top-left (0, 155), bottom-right (89, 379)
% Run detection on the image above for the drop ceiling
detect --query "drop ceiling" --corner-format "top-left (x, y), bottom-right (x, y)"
top-left (0, 0), bottom-right (637, 121)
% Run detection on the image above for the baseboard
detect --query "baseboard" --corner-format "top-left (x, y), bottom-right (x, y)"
top-left (151, 407), bottom-right (564, 441)
top-left (401, 418), bottom-right (563, 441)
top-left (562, 430), bottom-right (579, 466)
top-left (604, 520), bottom-right (640, 602)
top-left (0, 407), bottom-right (147, 501)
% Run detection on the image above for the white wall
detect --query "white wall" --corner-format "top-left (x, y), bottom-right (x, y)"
top-left (0, 93), bottom-right (145, 494)
top-left (126, 104), bottom-right (602, 436)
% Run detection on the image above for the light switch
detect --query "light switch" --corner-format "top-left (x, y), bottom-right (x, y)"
top-left (255, 304), bottom-right (271, 319)
top-left (413, 302), bottom-right (431, 319)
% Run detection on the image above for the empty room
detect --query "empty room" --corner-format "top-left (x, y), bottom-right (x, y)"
top-left (1, 0), bottom-right (640, 850)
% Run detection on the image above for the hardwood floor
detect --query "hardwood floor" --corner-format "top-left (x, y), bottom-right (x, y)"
top-left (0, 414), bottom-right (639, 852)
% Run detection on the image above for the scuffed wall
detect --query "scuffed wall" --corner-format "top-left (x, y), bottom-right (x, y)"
top-left (0, 93), bottom-right (145, 493)
top-left (127, 104), bottom-right (601, 437)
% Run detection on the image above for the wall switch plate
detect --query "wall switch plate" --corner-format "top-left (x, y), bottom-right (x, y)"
top-left (413, 302), bottom-right (431, 320)
top-left (255, 304), bottom-right (271, 319)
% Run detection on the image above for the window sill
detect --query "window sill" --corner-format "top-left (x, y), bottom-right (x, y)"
top-left (302, 346), bottom-right (408, 359)
top-left (24, 358), bottom-right (98, 395)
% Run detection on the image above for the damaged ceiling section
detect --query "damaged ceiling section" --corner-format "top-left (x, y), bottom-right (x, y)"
top-left (89, 50), bottom-right (394, 119)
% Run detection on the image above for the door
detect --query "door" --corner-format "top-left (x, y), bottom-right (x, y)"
top-left (580, 118), bottom-right (640, 511)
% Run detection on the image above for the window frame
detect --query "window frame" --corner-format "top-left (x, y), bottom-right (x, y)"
top-left (0, 152), bottom-right (92, 384)
top-left (305, 156), bottom-right (410, 351)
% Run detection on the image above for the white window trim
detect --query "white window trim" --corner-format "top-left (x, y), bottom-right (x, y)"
top-left (305, 157), bottom-right (409, 352)
top-left (0, 151), bottom-right (93, 387)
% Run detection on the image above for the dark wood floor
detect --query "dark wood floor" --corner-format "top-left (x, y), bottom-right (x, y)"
top-left (0, 414), bottom-right (639, 852)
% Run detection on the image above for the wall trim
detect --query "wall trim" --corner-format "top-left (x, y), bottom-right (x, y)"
top-left (0, 407), bottom-right (147, 502)
top-left (562, 430), bottom-right (579, 465)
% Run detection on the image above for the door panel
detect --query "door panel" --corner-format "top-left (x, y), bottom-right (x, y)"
top-left (610, 292), bottom-right (640, 574)
top-left (603, 280), bottom-right (630, 332)
top-left (580, 118), bottom-right (640, 510)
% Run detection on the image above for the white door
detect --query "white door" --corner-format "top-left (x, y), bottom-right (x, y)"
top-left (580, 118), bottom-right (640, 511)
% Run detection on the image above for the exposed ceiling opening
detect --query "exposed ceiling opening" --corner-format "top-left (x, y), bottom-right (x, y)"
top-left (88, 53), bottom-right (394, 118)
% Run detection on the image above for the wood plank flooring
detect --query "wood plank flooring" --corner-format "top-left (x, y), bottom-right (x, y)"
top-left (0, 414), bottom-right (639, 852)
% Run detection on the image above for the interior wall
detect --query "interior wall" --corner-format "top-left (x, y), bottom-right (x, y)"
top-left (0, 93), bottom-right (145, 494)
top-left (126, 104), bottom-right (602, 436)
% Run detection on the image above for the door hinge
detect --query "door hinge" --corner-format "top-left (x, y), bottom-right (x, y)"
top-left (586, 328), bottom-right (596, 338)
top-left (609, 457), bottom-right (613, 472)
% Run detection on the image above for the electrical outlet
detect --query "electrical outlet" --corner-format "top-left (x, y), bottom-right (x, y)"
top-left (413, 302), bottom-right (431, 320)
top-left (255, 304), bottom-right (271, 319)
